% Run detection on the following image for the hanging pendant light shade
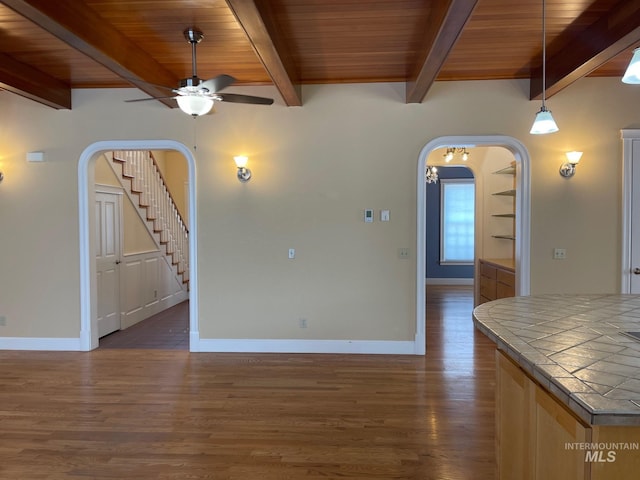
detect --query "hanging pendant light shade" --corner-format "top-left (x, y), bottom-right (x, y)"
top-left (622, 48), bottom-right (640, 84)
top-left (530, 0), bottom-right (558, 135)
top-left (530, 106), bottom-right (558, 134)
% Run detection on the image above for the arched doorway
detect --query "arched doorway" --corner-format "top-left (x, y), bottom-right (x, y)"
top-left (78, 140), bottom-right (199, 351)
top-left (415, 135), bottom-right (531, 354)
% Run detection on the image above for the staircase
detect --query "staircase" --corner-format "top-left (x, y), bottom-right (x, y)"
top-left (109, 150), bottom-right (189, 288)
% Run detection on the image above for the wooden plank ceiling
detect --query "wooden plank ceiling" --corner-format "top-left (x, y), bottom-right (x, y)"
top-left (0, 0), bottom-right (639, 110)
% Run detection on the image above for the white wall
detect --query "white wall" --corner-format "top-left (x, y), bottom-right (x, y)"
top-left (479, 147), bottom-right (516, 260)
top-left (0, 77), bottom-right (637, 346)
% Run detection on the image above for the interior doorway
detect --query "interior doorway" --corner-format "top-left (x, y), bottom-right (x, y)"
top-left (78, 140), bottom-right (199, 352)
top-left (94, 150), bottom-right (190, 347)
top-left (415, 135), bottom-right (531, 355)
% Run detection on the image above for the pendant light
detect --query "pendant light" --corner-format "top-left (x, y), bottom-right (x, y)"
top-left (530, 0), bottom-right (559, 135)
top-left (622, 48), bottom-right (640, 84)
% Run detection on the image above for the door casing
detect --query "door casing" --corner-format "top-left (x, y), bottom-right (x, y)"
top-left (621, 129), bottom-right (640, 293)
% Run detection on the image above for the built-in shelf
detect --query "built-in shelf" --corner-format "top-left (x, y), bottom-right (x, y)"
top-left (493, 165), bottom-right (516, 175)
top-left (492, 189), bottom-right (516, 197)
top-left (490, 163), bottom-right (516, 254)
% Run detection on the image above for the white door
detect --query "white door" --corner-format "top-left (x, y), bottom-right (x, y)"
top-left (96, 191), bottom-right (122, 337)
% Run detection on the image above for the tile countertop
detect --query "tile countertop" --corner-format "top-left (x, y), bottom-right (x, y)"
top-left (473, 294), bottom-right (640, 426)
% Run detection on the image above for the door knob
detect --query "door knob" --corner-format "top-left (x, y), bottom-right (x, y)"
top-left (634, 267), bottom-right (640, 275)
top-left (115, 260), bottom-right (121, 265)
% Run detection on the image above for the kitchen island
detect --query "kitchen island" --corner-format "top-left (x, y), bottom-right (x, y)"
top-left (473, 294), bottom-right (640, 480)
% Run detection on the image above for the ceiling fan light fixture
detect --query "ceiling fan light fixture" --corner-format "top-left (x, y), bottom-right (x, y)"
top-left (622, 48), bottom-right (640, 84)
top-left (176, 95), bottom-right (214, 116)
top-left (125, 27), bottom-right (272, 112)
top-left (530, 106), bottom-right (559, 134)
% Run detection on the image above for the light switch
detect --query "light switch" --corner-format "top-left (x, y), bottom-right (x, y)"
top-left (288, 248), bottom-right (295, 259)
top-left (381, 210), bottom-right (390, 222)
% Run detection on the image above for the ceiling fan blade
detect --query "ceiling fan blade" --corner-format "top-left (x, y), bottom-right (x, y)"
top-left (200, 74), bottom-right (236, 93)
top-left (125, 96), bottom-right (178, 103)
top-left (122, 77), bottom-right (176, 91)
top-left (218, 93), bottom-right (274, 105)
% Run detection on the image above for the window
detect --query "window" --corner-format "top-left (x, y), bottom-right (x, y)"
top-left (440, 179), bottom-right (475, 264)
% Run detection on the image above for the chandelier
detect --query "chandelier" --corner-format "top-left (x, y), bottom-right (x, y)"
top-left (426, 165), bottom-right (439, 184)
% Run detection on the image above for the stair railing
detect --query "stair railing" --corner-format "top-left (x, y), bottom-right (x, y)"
top-left (112, 150), bottom-right (189, 283)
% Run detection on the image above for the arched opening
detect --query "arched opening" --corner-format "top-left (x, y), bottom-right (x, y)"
top-left (78, 140), bottom-right (199, 351)
top-left (415, 135), bottom-right (531, 354)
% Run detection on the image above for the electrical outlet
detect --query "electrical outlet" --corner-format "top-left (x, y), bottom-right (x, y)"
top-left (553, 248), bottom-right (567, 259)
top-left (299, 318), bottom-right (308, 328)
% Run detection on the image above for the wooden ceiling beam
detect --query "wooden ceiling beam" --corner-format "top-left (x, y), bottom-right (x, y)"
top-left (225, 0), bottom-right (302, 106)
top-left (531, 0), bottom-right (640, 101)
top-left (0, 52), bottom-right (71, 109)
top-left (406, 0), bottom-right (479, 104)
top-left (1, 0), bottom-right (180, 108)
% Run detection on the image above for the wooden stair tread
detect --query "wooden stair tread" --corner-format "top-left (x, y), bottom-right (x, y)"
top-left (108, 151), bottom-right (189, 297)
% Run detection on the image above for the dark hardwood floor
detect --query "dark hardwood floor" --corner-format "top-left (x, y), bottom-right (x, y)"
top-left (99, 301), bottom-right (189, 350)
top-left (0, 286), bottom-right (496, 479)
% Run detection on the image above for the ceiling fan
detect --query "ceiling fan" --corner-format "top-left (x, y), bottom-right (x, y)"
top-left (126, 27), bottom-right (274, 116)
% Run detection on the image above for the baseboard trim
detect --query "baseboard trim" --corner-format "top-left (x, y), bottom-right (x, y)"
top-left (426, 278), bottom-right (473, 285)
top-left (192, 338), bottom-right (418, 355)
top-left (121, 290), bottom-right (189, 330)
top-left (0, 336), bottom-right (418, 355)
top-left (0, 337), bottom-right (82, 351)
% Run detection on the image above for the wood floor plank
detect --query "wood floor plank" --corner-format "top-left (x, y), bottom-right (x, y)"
top-left (0, 286), bottom-right (495, 479)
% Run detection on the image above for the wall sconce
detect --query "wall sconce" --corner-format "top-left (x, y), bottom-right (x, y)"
top-left (426, 165), bottom-right (439, 184)
top-left (0, 171), bottom-right (3, 183)
top-left (443, 147), bottom-right (470, 162)
top-left (559, 151), bottom-right (583, 178)
top-left (234, 155), bottom-right (251, 182)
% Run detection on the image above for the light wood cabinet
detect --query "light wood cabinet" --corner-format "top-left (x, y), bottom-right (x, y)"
top-left (497, 351), bottom-right (590, 480)
top-left (532, 382), bottom-right (590, 480)
top-left (496, 350), bottom-right (530, 479)
top-left (478, 258), bottom-right (515, 304)
top-left (590, 426), bottom-right (640, 479)
top-left (496, 350), bottom-right (640, 480)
